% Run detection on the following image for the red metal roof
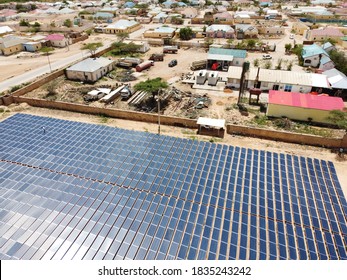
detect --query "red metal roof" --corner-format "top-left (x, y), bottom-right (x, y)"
top-left (311, 27), bottom-right (344, 37)
top-left (45, 34), bottom-right (65, 41)
top-left (268, 90), bottom-right (345, 111)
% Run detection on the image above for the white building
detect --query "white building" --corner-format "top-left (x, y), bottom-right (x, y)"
top-left (227, 66), bottom-right (330, 93)
top-left (65, 57), bottom-right (114, 82)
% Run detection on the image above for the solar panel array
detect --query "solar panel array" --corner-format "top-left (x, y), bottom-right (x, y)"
top-left (0, 113), bottom-right (346, 260)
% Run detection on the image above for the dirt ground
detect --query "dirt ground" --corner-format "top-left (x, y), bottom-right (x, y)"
top-left (0, 34), bottom-right (115, 83)
top-left (1, 103), bottom-right (346, 198)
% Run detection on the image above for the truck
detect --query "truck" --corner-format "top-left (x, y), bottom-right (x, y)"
top-left (163, 45), bottom-right (178, 54)
top-left (136, 60), bottom-right (154, 72)
top-left (117, 57), bottom-right (143, 68)
top-left (149, 53), bottom-right (164, 61)
top-left (120, 85), bottom-right (133, 100)
top-left (190, 60), bottom-right (207, 71)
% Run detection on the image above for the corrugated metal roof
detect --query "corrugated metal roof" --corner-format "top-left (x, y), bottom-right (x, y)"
top-left (107, 19), bottom-right (138, 29)
top-left (66, 58), bottom-right (113, 72)
top-left (154, 26), bottom-right (175, 33)
top-left (206, 24), bottom-right (234, 33)
top-left (324, 68), bottom-right (347, 89)
top-left (302, 44), bottom-right (328, 59)
top-left (197, 117), bottom-right (225, 128)
top-left (207, 53), bottom-right (234, 61)
top-left (227, 66), bottom-right (330, 88)
top-left (45, 34), bottom-right (65, 41)
top-left (268, 90), bottom-right (344, 111)
top-left (0, 37), bottom-right (26, 48)
top-left (0, 26), bottom-right (13, 34)
top-left (209, 47), bottom-right (247, 58)
top-left (319, 56), bottom-right (332, 65)
top-left (311, 27), bottom-right (344, 37)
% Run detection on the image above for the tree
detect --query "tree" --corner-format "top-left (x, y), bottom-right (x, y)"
top-left (275, 58), bottom-right (282, 70)
top-left (81, 42), bottom-right (103, 57)
top-left (171, 16), bottom-right (184, 25)
top-left (179, 27), bottom-right (193, 41)
top-left (253, 58), bottom-right (260, 67)
top-left (285, 43), bottom-right (292, 54)
top-left (264, 61), bottom-right (272, 69)
top-left (323, 38), bottom-right (337, 46)
top-left (63, 19), bottom-right (72, 28)
top-left (327, 110), bottom-right (347, 130)
top-left (31, 22), bottom-right (41, 32)
top-left (40, 47), bottom-right (54, 73)
top-left (287, 61), bottom-right (293, 71)
top-left (19, 19), bottom-right (29, 27)
top-left (292, 44), bottom-right (303, 66)
top-left (110, 42), bottom-right (140, 55)
top-left (246, 39), bottom-right (256, 49)
top-left (329, 50), bottom-right (347, 75)
top-left (116, 32), bottom-right (129, 42)
top-left (134, 78), bottom-right (168, 100)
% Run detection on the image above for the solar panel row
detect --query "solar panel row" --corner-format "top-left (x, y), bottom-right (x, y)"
top-left (0, 114), bottom-right (346, 260)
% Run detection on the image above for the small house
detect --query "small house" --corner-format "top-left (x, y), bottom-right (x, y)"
top-left (93, 12), bottom-right (114, 22)
top-left (206, 25), bottom-right (235, 39)
top-left (266, 90), bottom-right (344, 124)
top-left (208, 47), bottom-right (247, 70)
top-left (197, 117), bottom-right (225, 138)
top-left (104, 19), bottom-right (141, 34)
top-left (306, 27), bottom-right (344, 42)
top-left (152, 12), bottom-right (168, 24)
top-left (213, 12), bottom-right (232, 23)
top-left (143, 26), bottom-right (176, 39)
top-left (0, 36), bottom-right (26, 55)
top-left (302, 44), bottom-right (331, 68)
top-left (45, 34), bottom-right (71, 48)
top-left (235, 24), bottom-right (258, 39)
top-left (65, 57), bottom-right (114, 83)
top-left (180, 7), bottom-right (198, 19)
top-left (234, 14), bottom-right (251, 24)
top-left (292, 21), bottom-right (310, 36)
top-left (22, 41), bottom-right (42, 52)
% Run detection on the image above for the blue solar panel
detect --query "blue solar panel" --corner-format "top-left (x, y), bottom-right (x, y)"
top-left (0, 114), bottom-right (347, 260)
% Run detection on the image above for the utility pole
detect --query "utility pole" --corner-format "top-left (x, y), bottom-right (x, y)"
top-left (157, 89), bottom-right (161, 135)
top-left (238, 62), bottom-right (250, 105)
top-left (47, 52), bottom-right (52, 73)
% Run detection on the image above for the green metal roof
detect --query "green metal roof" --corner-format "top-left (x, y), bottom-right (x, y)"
top-left (208, 47), bottom-right (247, 58)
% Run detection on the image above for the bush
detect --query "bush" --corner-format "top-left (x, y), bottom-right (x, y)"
top-left (253, 115), bottom-right (268, 126)
top-left (10, 85), bottom-right (21, 93)
top-left (273, 118), bottom-right (292, 130)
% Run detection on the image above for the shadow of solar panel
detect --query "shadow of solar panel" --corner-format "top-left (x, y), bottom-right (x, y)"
top-left (0, 114), bottom-right (346, 260)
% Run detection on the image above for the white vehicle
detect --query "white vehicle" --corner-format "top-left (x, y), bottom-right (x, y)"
top-left (262, 54), bottom-right (272, 60)
top-left (289, 34), bottom-right (294, 39)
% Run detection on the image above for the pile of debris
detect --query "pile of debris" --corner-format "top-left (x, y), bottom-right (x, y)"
top-left (183, 94), bottom-right (211, 110)
top-left (128, 87), bottom-right (181, 112)
top-left (114, 69), bottom-right (137, 82)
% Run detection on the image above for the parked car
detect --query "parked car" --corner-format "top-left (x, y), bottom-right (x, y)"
top-left (289, 34), bottom-right (294, 39)
top-left (262, 54), bottom-right (272, 60)
top-left (168, 59), bottom-right (177, 67)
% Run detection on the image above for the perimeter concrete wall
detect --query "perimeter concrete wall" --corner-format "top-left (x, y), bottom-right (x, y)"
top-left (12, 97), bottom-right (198, 128)
top-left (11, 70), bottom-right (65, 97)
top-left (227, 124), bottom-right (346, 148)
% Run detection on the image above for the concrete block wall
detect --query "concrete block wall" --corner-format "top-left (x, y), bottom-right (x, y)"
top-left (12, 97), bottom-right (198, 128)
top-left (227, 124), bottom-right (345, 148)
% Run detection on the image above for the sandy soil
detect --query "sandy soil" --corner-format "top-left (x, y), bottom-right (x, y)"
top-left (0, 34), bottom-right (115, 83)
top-left (1, 104), bottom-right (346, 198)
